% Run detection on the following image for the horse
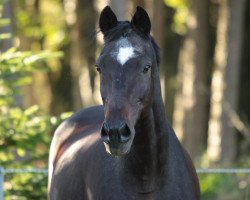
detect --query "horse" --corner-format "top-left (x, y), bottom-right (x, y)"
top-left (48, 6), bottom-right (200, 200)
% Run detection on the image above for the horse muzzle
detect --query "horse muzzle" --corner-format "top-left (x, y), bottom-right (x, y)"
top-left (101, 121), bottom-right (134, 156)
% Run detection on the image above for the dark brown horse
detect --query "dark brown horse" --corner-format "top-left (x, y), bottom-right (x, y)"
top-left (48, 6), bottom-right (200, 200)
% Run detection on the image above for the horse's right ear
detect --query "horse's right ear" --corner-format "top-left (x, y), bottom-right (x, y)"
top-left (99, 6), bottom-right (118, 34)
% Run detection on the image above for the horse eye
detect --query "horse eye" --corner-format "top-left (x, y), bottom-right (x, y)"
top-left (143, 65), bottom-right (151, 73)
top-left (96, 66), bottom-right (101, 73)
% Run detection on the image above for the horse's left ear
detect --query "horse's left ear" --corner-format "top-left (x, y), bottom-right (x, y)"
top-left (131, 6), bottom-right (151, 35)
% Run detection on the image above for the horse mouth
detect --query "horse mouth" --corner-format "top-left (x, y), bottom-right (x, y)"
top-left (103, 141), bottom-right (132, 156)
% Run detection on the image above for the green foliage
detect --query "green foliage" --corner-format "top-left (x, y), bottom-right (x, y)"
top-left (0, 16), bottom-right (11, 39)
top-left (0, 4), bottom-right (71, 198)
top-left (14, 0), bottom-right (68, 51)
top-left (4, 173), bottom-right (48, 200)
top-left (199, 174), bottom-right (250, 199)
top-left (0, 48), bottom-right (63, 106)
top-left (39, 0), bottom-right (68, 50)
top-left (164, 0), bottom-right (190, 34)
top-left (0, 47), bottom-right (71, 199)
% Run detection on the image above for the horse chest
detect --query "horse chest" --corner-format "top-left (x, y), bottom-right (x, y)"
top-left (85, 182), bottom-right (185, 200)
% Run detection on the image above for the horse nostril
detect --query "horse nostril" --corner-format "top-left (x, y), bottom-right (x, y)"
top-left (101, 122), bottom-right (131, 143)
top-left (119, 123), bottom-right (131, 143)
top-left (101, 122), bottom-right (110, 144)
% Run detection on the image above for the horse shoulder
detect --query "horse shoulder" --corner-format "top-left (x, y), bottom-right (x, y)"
top-left (48, 106), bottom-right (104, 195)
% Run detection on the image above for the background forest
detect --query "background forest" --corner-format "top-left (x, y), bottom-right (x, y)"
top-left (1, 0), bottom-right (250, 199)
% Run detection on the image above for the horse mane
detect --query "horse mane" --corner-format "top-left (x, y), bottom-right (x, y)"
top-left (102, 21), bottom-right (160, 65)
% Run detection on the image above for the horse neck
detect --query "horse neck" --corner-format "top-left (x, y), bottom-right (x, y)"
top-left (121, 66), bottom-right (169, 191)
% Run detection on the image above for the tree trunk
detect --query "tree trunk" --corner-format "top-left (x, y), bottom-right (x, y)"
top-left (66, 0), bottom-right (97, 110)
top-left (1, 0), bottom-right (22, 107)
top-left (48, 43), bottom-right (73, 114)
top-left (0, 0), bottom-right (13, 51)
top-left (13, 0), bottom-right (53, 113)
top-left (207, 0), bottom-right (246, 164)
top-left (152, 0), bottom-right (168, 110)
top-left (161, 6), bottom-right (181, 123)
top-left (173, 0), bottom-right (210, 161)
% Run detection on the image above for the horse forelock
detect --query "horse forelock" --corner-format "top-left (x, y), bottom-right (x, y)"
top-left (102, 21), bottom-right (160, 65)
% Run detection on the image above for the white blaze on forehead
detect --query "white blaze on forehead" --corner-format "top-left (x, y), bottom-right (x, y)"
top-left (112, 38), bottom-right (138, 65)
top-left (117, 47), bottom-right (135, 65)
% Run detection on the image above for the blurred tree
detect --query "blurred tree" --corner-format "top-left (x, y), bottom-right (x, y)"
top-left (172, 0), bottom-right (210, 161)
top-left (64, 0), bottom-right (98, 109)
top-left (151, 0), bottom-right (169, 117)
top-left (40, 0), bottom-right (73, 114)
top-left (0, 1), bottom-right (70, 198)
top-left (132, 0), bottom-right (145, 7)
top-left (159, 3), bottom-right (181, 123)
top-left (13, 0), bottom-right (73, 115)
top-left (0, 42), bottom-right (65, 200)
top-left (0, 0), bottom-right (23, 107)
top-left (0, 47), bottom-right (69, 199)
top-left (164, 0), bottom-right (189, 35)
top-left (0, 0), bottom-right (13, 51)
top-left (207, 0), bottom-right (246, 164)
top-left (238, 0), bottom-right (250, 159)
top-left (110, 0), bottom-right (127, 20)
top-left (14, 0), bottom-right (53, 113)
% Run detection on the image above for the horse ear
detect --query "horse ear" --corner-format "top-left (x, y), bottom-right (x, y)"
top-left (131, 6), bottom-right (151, 35)
top-left (99, 6), bottom-right (118, 34)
